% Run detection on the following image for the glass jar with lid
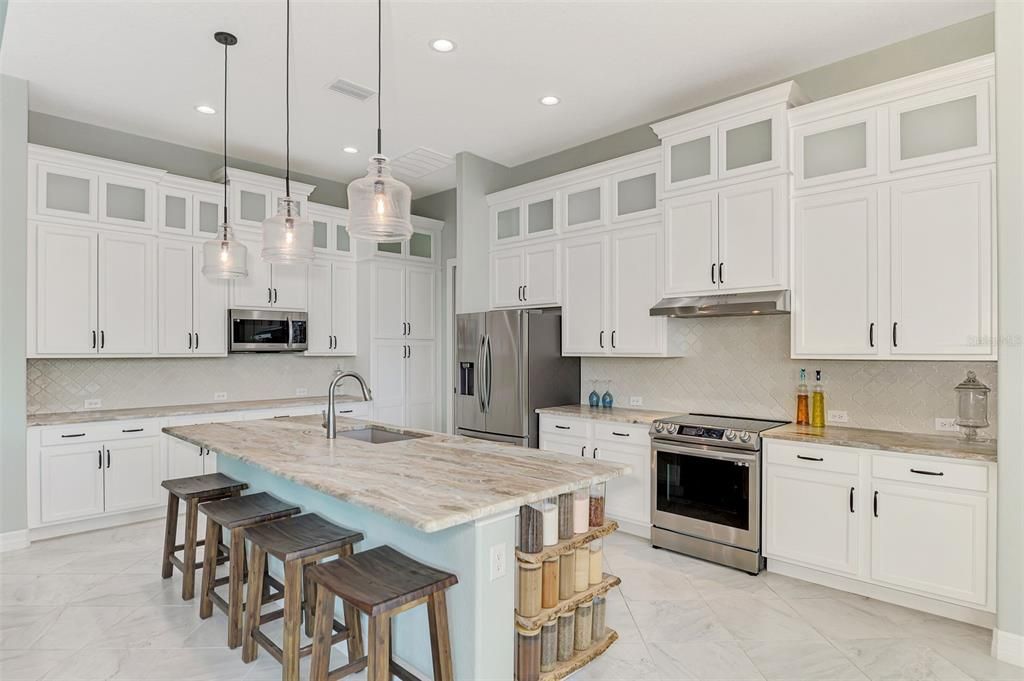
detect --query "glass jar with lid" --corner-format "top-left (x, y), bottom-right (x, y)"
top-left (954, 370), bottom-right (991, 441)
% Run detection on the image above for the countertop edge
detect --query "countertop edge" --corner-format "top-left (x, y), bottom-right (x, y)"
top-left (763, 426), bottom-right (997, 463)
top-left (535, 404), bottom-right (676, 425)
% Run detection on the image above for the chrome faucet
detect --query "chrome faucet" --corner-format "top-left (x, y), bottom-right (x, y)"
top-left (325, 371), bottom-right (373, 439)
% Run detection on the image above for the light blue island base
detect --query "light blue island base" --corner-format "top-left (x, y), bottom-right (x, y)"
top-left (218, 455), bottom-right (517, 680)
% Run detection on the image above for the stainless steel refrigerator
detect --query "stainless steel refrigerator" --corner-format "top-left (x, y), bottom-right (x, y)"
top-left (456, 309), bottom-right (579, 448)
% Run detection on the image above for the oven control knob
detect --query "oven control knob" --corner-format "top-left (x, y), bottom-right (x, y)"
top-left (739, 431), bottom-right (752, 443)
top-left (666, 423), bottom-right (679, 435)
top-left (654, 422), bottom-right (665, 433)
top-left (724, 429), bottom-right (737, 441)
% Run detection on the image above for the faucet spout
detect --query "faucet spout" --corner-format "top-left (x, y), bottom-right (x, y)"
top-left (326, 371), bottom-right (373, 439)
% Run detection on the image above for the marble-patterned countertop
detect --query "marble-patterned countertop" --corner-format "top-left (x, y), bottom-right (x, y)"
top-left (164, 415), bottom-right (629, 533)
top-left (763, 423), bottom-right (997, 462)
top-left (27, 395), bottom-right (368, 427)
top-left (536, 404), bottom-right (677, 425)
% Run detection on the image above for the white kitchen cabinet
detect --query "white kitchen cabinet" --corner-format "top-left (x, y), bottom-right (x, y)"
top-left (889, 80), bottom-right (992, 173)
top-left (792, 187), bottom-right (880, 357)
top-left (719, 108), bottom-right (784, 180)
top-left (166, 437), bottom-right (208, 480)
top-left (35, 162), bottom-right (98, 222)
top-left (490, 243), bottom-right (560, 309)
top-left (611, 163), bottom-right (660, 223)
top-left (526, 193), bottom-right (558, 238)
top-left (97, 232), bottom-right (154, 354)
top-left (230, 241), bottom-right (307, 310)
top-left (561, 235), bottom-right (607, 355)
top-left (371, 341), bottom-right (406, 426)
top-left (371, 263), bottom-right (435, 340)
top-left (158, 188), bottom-right (192, 235)
top-left (306, 261), bottom-right (356, 355)
top-left (871, 480), bottom-right (988, 605)
top-left (99, 173), bottom-right (156, 229)
top-left (663, 125), bottom-right (718, 193)
top-left (370, 340), bottom-right (434, 429)
top-left (793, 110), bottom-right (878, 190)
top-left (563, 179), bottom-right (607, 232)
top-left (594, 443), bottom-right (650, 529)
top-left (157, 241), bottom-right (228, 355)
top-left (665, 189), bottom-right (718, 296)
top-left (32, 223), bottom-right (98, 355)
top-left (194, 194), bottom-right (225, 238)
top-left (40, 444), bottom-right (105, 524)
top-left (271, 263), bottom-right (309, 310)
top-left (158, 179), bottom-right (225, 238)
top-left (491, 201), bottom-right (523, 245)
top-left (889, 168), bottom-right (993, 357)
top-left (764, 463), bottom-right (860, 575)
top-left (406, 267), bottom-right (436, 340)
top-left (102, 438), bottom-right (164, 513)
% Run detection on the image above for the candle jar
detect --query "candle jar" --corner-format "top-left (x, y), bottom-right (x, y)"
top-left (558, 549), bottom-right (575, 600)
top-left (589, 483), bottom-right (606, 528)
top-left (955, 370), bottom-right (991, 441)
top-left (516, 625), bottom-right (541, 681)
top-left (557, 611), bottom-right (575, 661)
top-left (540, 621), bottom-right (558, 672)
top-left (589, 538), bottom-right (604, 585)
top-left (517, 562), bottom-right (542, 618)
top-left (541, 497), bottom-right (559, 546)
top-left (592, 595), bottom-right (607, 640)
top-left (574, 545), bottom-right (589, 592)
top-left (541, 557), bottom-right (559, 609)
top-left (572, 488), bottom-right (589, 534)
top-left (519, 502), bottom-right (544, 553)
top-left (557, 492), bottom-right (574, 540)
top-left (574, 599), bottom-right (594, 651)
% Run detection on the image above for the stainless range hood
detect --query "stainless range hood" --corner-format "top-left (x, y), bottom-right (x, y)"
top-left (650, 291), bottom-right (791, 318)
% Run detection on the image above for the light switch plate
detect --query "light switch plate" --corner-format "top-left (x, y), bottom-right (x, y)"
top-left (214, 392), bottom-right (228, 401)
top-left (827, 410), bottom-right (849, 424)
top-left (295, 388), bottom-right (308, 396)
top-left (84, 399), bottom-right (102, 409)
top-left (489, 543), bottom-right (506, 581)
top-left (935, 417), bottom-right (958, 432)
top-left (629, 396), bottom-right (643, 407)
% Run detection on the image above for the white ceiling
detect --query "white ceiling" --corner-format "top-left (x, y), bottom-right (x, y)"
top-left (1, 0), bottom-right (992, 197)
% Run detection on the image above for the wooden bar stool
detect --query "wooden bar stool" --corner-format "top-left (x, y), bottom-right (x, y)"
top-left (198, 492), bottom-right (301, 648)
top-left (306, 545), bottom-right (458, 681)
top-left (241, 514), bottom-right (365, 681)
top-left (160, 473), bottom-right (248, 600)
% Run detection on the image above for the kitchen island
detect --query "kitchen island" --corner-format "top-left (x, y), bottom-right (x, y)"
top-left (163, 415), bottom-right (628, 680)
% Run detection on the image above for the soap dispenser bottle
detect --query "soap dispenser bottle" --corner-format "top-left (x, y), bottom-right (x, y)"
top-left (811, 370), bottom-right (826, 428)
top-left (796, 369), bottom-right (809, 426)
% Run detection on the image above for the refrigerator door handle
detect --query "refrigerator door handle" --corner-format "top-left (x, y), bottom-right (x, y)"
top-left (484, 334), bottom-right (493, 413)
top-left (477, 334), bottom-right (487, 414)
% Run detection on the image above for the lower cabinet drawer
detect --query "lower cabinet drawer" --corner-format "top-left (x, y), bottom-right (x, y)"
top-left (39, 419), bottom-right (161, 446)
top-left (539, 415), bottom-right (589, 438)
top-left (872, 454), bottom-right (988, 492)
top-left (764, 441), bottom-right (860, 475)
top-left (593, 421), bottom-right (649, 444)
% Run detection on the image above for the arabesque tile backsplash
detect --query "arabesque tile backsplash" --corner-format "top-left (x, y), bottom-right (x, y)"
top-left (581, 316), bottom-right (997, 435)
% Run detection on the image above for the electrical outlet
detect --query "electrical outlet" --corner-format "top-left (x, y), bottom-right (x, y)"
top-left (935, 417), bottom-right (959, 432)
top-left (827, 410), bottom-right (849, 424)
top-left (489, 543), bottom-right (507, 581)
top-left (629, 396), bottom-right (643, 407)
top-left (295, 388), bottom-right (308, 397)
top-left (84, 399), bottom-right (102, 409)
top-left (214, 392), bottom-right (228, 402)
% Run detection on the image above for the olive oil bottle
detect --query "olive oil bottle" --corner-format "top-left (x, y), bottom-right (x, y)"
top-left (796, 369), bottom-right (809, 426)
top-left (811, 370), bottom-right (826, 428)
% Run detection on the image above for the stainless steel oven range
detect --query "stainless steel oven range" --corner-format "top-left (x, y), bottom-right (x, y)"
top-left (650, 413), bottom-right (787, 574)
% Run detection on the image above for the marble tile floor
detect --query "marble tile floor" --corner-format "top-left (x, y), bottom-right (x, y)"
top-left (0, 520), bottom-right (1020, 681)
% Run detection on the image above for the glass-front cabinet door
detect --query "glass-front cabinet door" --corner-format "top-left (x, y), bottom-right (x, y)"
top-left (794, 110), bottom-right (877, 189)
top-left (334, 221), bottom-right (351, 255)
top-left (231, 183), bottom-right (274, 230)
top-left (99, 174), bottom-right (155, 228)
top-left (158, 189), bottom-right (191, 234)
top-left (889, 81), bottom-right (992, 172)
top-left (663, 125), bottom-right (718, 192)
top-left (194, 194), bottom-right (224, 237)
top-left (718, 108), bottom-right (784, 179)
top-left (36, 163), bottom-right (98, 221)
top-left (612, 164), bottom-right (660, 222)
top-left (492, 201), bottom-right (523, 244)
top-left (408, 230), bottom-right (434, 263)
top-left (310, 213), bottom-right (330, 252)
top-left (563, 179), bottom-right (607, 232)
top-left (525, 193), bottom-right (557, 238)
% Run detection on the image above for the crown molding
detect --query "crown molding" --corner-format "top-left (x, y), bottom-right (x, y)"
top-left (651, 81), bottom-right (807, 139)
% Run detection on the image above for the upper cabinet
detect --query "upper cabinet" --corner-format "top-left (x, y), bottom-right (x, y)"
top-left (158, 176), bottom-right (225, 238)
top-left (212, 168), bottom-right (315, 234)
top-left (790, 55), bottom-right (994, 193)
top-left (611, 163), bottom-right (660, 222)
top-left (652, 82), bottom-right (807, 196)
top-left (563, 178), bottom-right (608, 232)
top-left (308, 203), bottom-right (354, 258)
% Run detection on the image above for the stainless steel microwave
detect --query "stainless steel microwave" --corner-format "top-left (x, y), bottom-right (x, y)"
top-left (229, 309), bottom-right (307, 353)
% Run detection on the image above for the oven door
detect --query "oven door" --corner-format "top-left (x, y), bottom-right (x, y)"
top-left (230, 310), bottom-right (293, 352)
top-left (651, 440), bottom-right (759, 552)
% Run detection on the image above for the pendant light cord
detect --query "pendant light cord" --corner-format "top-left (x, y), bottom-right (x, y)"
top-left (376, 0), bottom-right (382, 155)
top-left (285, 0), bottom-right (291, 196)
top-left (223, 38), bottom-right (229, 227)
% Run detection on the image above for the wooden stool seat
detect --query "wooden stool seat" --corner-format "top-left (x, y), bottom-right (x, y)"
top-left (306, 546), bottom-right (458, 681)
top-left (160, 473), bottom-right (247, 601)
top-left (199, 493), bottom-right (301, 649)
top-left (242, 514), bottom-right (366, 681)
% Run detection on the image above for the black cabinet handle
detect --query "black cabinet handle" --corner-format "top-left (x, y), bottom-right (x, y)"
top-left (892, 322), bottom-right (898, 348)
top-left (338, 409), bottom-right (353, 414)
top-left (407, 344), bottom-right (411, 358)
top-left (100, 330), bottom-right (105, 349)
top-left (849, 487), bottom-right (855, 513)
top-left (273, 288), bottom-right (278, 304)
top-left (523, 285), bottom-right (527, 301)
top-left (106, 449), bottom-right (111, 468)
top-left (599, 330), bottom-right (604, 348)
top-left (195, 333), bottom-right (199, 350)
top-left (711, 263), bottom-right (717, 285)
top-left (910, 468), bottom-right (944, 476)
top-left (92, 330), bottom-right (97, 349)
top-left (555, 425), bottom-right (570, 430)
top-left (198, 447), bottom-right (204, 457)
top-left (797, 455), bottom-right (824, 462)
top-left (62, 433), bottom-right (86, 438)
top-left (581, 445), bottom-right (586, 457)
top-left (869, 322), bottom-right (874, 348)
top-left (121, 428), bottom-right (143, 433)
top-left (719, 262), bottom-right (725, 284)
top-left (98, 449), bottom-right (102, 469)
top-left (611, 330), bottom-right (616, 349)
top-left (592, 448), bottom-right (598, 459)
top-left (873, 490), bottom-right (879, 517)
top-left (612, 431), bottom-right (630, 437)
top-left (268, 287), bottom-right (273, 303)
top-left (188, 332), bottom-right (192, 350)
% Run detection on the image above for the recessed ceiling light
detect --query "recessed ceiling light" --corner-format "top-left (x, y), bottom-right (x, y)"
top-left (429, 38), bottom-right (456, 53)
top-left (539, 95), bottom-right (560, 106)
top-left (195, 104), bottom-right (217, 115)
top-left (343, 146), bottom-right (359, 154)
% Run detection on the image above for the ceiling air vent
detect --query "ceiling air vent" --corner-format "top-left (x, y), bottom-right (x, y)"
top-left (326, 78), bottom-right (376, 102)
top-left (389, 147), bottom-right (455, 179)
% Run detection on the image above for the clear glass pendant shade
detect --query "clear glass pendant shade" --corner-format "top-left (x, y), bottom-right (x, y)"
top-left (346, 155), bottom-right (413, 242)
top-left (202, 224), bottom-right (248, 279)
top-left (261, 196), bottom-right (314, 263)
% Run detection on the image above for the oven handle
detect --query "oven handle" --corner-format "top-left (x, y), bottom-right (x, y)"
top-left (652, 440), bottom-right (757, 464)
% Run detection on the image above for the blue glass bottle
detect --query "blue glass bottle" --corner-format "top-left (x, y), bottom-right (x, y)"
top-left (588, 388), bottom-right (600, 408)
top-left (601, 388), bottom-right (614, 409)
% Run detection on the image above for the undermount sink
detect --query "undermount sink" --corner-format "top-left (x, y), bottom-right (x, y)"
top-left (336, 426), bottom-right (428, 444)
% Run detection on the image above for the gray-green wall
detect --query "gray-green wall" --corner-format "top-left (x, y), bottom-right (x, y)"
top-left (1, 74), bottom-right (29, 536)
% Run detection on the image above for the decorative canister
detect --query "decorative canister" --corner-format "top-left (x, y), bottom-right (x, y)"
top-left (541, 557), bottom-right (559, 609)
top-left (557, 492), bottom-right (574, 540)
top-left (592, 594), bottom-right (607, 640)
top-left (517, 562), bottom-right (542, 618)
top-left (556, 611), bottom-right (575, 661)
top-left (574, 599), bottom-right (594, 651)
top-left (573, 545), bottom-right (589, 592)
top-left (589, 483), bottom-right (606, 527)
top-left (540, 621), bottom-right (558, 672)
top-left (515, 625), bottom-right (541, 681)
top-left (558, 549), bottom-right (575, 600)
top-left (589, 538), bottom-right (604, 585)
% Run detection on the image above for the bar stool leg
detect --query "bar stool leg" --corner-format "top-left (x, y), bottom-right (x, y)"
top-left (282, 559), bottom-right (303, 681)
top-left (227, 527), bottom-right (247, 649)
top-left (161, 493), bottom-right (179, 579)
top-left (242, 544), bottom-right (266, 664)
top-left (367, 615), bottom-right (391, 681)
top-left (427, 591), bottom-right (454, 681)
top-left (302, 565), bottom-right (316, 639)
top-left (343, 599), bottom-right (364, 662)
top-left (181, 498), bottom-right (200, 600)
top-left (309, 587), bottom-right (336, 681)
top-left (199, 517), bottom-right (220, 619)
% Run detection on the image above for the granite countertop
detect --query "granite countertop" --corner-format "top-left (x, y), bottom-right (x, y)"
top-left (27, 395), bottom-right (368, 427)
top-left (764, 423), bottom-right (997, 463)
top-left (163, 415), bottom-right (629, 533)
top-left (536, 404), bottom-right (677, 425)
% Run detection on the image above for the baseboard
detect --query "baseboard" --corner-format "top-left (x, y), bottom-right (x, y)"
top-left (993, 629), bottom-right (1024, 668)
top-left (607, 515), bottom-right (650, 539)
top-left (767, 559), bottom-right (995, 628)
top-left (0, 529), bottom-right (30, 552)
top-left (28, 505), bottom-right (165, 542)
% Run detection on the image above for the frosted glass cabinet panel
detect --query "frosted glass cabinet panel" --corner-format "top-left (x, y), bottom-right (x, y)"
top-left (105, 183), bottom-right (147, 224)
top-left (312, 219), bottom-right (329, 249)
top-left (725, 119), bottom-right (772, 171)
top-left (493, 203), bottom-right (522, 242)
top-left (527, 197), bottom-right (556, 236)
top-left (240, 190), bottom-right (268, 223)
top-left (613, 165), bottom-right (659, 222)
top-left (195, 196), bottom-right (222, 235)
top-left (670, 136), bottom-right (712, 184)
top-left (159, 191), bottom-right (190, 233)
top-left (409, 231), bottom-right (433, 260)
top-left (37, 165), bottom-right (97, 221)
top-left (566, 187), bottom-right (601, 227)
top-left (889, 81), bottom-right (991, 172)
top-left (804, 123), bottom-right (868, 179)
top-left (335, 223), bottom-right (351, 253)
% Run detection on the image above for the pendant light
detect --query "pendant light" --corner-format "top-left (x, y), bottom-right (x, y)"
top-left (202, 31), bottom-right (248, 280)
top-left (346, 0), bottom-right (413, 242)
top-left (261, 0), bottom-right (314, 263)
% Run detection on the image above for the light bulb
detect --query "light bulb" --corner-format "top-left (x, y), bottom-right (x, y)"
top-left (285, 228), bottom-right (294, 244)
top-left (220, 242), bottom-right (229, 262)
